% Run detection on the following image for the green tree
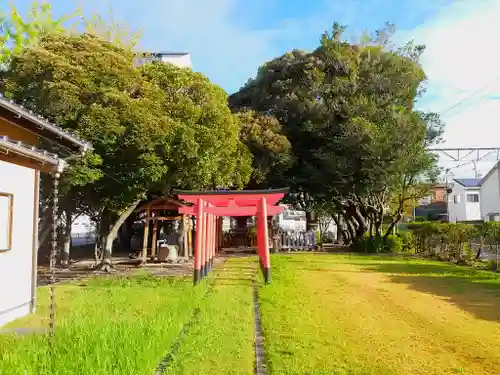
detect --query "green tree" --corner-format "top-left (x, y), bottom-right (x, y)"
top-left (0, 0), bottom-right (141, 66)
top-left (2, 33), bottom-right (251, 268)
top-left (234, 109), bottom-right (292, 189)
top-left (230, 23), bottom-right (443, 245)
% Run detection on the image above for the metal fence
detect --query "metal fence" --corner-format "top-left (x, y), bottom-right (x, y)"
top-left (71, 232), bottom-right (96, 246)
top-left (274, 230), bottom-right (317, 251)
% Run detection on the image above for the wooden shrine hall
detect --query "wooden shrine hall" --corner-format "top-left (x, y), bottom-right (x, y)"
top-left (173, 188), bottom-right (288, 284)
top-left (135, 197), bottom-right (194, 262)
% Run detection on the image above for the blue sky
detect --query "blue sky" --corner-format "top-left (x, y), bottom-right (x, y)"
top-left (4, 0), bottom-right (500, 176)
top-left (8, 0), bottom-right (453, 93)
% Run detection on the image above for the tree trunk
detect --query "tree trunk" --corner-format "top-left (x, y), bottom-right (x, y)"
top-left (60, 209), bottom-right (73, 267)
top-left (38, 210), bottom-right (62, 249)
top-left (118, 214), bottom-right (135, 251)
top-left (92, 216), bottom-right (102, 266)
top-left (177, 218), bottom-right (185, 258)
top-left (352, 207), bottom-right (367, 238)
top-left (368, 215), bottom-right (374, 238)
top-left (331, 214), bottom-right (346, 244)
top-left (374, 219), bottom-right (382, 237)
top-left (99, 200), bottom-right (141, 272)
top-left (306, 211), bottom-right (318, 231)
top-left (384, 211), bottom-right (403, 239)
top-left (97, 214), bottom-right (108, 266)
top-left (345, 216), bottom-right (357, 243)
top-left (475, 236), bottom-right (484, 260)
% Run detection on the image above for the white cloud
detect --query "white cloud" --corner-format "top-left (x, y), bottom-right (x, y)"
top-left (400, 0), bottom-right (500, 177)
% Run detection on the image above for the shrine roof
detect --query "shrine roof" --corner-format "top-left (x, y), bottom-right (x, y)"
top-left (173, 188), bottom-right (289, 196)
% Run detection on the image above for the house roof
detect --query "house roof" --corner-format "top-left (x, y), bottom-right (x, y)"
top-left (137, 51), bottom-right (190, 57)
top-left (0, 135), bottom-right (66, 172)
top-left (480, 161), bottom-right (500, 185)
top-left (453, 178), bottom-right (482, 188)
top-left (135, 196), bottom-right (191, 213)
top-left (0, 93), bottom-right (92, 152)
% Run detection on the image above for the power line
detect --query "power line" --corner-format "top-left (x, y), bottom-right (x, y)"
top-left (440, 73), bottom-right (500, 116)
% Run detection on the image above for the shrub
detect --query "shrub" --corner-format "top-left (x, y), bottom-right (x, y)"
top-left (385, 235), bottom-right (403, 253)
top-left (406, 221), bottom-right (500, 266)
top-left (486, 259), bottom-right (498, 271)
top-left (352, 233), bottom-right (380, 253)
top-left (396, 231), bottom-right (415, 252)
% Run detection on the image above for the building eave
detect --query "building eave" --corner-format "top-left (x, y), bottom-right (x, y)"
top-left (452, 179), bottom-right (482, 188)
top-left (480, 161), bottom-right (500, 186)
top-left (0, 136), bottom-right (66, 173)
top-left (0, 94), bottom-right (92, 153)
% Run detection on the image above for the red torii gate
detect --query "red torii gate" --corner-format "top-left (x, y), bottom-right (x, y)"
top-left (174, 188), bottom-right (288, 285)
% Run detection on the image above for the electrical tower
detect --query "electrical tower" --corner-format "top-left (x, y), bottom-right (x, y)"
top-left (427, 147), bottom-right (500, 178)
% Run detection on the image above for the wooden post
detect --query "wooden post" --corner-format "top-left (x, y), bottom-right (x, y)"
top-left (202, 206), bottom-right (208, 277)
top-left (218, 217), bottom-right (224, 254)
top-left (215, 216), bottom-right (220, 255)
top-left (206, 209), bottom-right (212, 274)
top-left (182, 214), bottom-right (189, 258)
top-left (187, 215), bottom-right (193, 258)
top-left (193, 199), bottom-right (204, 284)
top-left (141, 205), bottom-right (151, 265)
top-left (151, 219), bottom-right (158, 260)
top-left (207, 212), bottom-right (212, 273)
top-left (210, 215), bottom-right (215, 270)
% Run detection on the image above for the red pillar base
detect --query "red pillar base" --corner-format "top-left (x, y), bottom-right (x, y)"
top-left (193, 269), bottom-right (202, 284)
top-left (202, 263), bottom-right (208, 277)
top-left (263, 267), bottom-right (271, 284)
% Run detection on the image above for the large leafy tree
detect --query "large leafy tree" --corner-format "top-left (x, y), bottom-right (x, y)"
top-left (0, 1), bottom-right (144, 265)
top-left (0, 0), bottom-right (141, 65)
top-left (230, 23), bottom-right (443, 244)
top-left (2, 33), bottom-right (251, 267)
top-left (234, 109), bottom-right (292, 189)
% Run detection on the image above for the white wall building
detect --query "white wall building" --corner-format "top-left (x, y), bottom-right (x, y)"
top-left (447, 178), bottom-right (482, 222)
top-left (277, 206), bottom-right (307, 232)
top-left (134, 52), bottom-right (192, 69)
top-left (0, 96), bottom-right (90, 327)
top-left (479, 162), bottom-right (500, 222)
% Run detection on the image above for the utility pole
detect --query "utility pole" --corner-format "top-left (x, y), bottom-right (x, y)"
top-left (444, 169), bottom-right (453, 222)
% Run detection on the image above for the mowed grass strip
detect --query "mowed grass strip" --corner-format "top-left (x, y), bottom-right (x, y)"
top-left (259, 254), bottom-right (500, 375)
top-left (0, 271), bottom-right (208, 375)
top-left (164, 256), bottom-right (256, 375)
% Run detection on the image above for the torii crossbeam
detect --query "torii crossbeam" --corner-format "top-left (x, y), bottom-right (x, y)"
top-left (174, 188), bottom-right (289, 285)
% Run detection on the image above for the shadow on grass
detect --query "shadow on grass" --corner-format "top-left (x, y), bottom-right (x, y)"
top-left (361, 262), bottom-right (500, 323)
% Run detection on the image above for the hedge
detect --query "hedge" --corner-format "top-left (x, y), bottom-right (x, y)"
top-left (406, 221), bottom-right (500, 265)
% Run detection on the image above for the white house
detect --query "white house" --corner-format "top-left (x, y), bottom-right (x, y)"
top-left (479, 161), bottom-right (500, 222)
top-left (134, 52), bottom-right (192, 69)
top-left (447, 178), bottom-right (482, 222)
top-left (0, 95), bottom-right (90, 326)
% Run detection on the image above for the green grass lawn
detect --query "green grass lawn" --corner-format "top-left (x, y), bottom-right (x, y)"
top-left (259, 254), bottom-right (500, 375)
top-left (0, 265), bottom-right (254, 375)
top-left (164, 257), bottom-right (255, 375)
top-left (2, 254), bottom-right (500, 375)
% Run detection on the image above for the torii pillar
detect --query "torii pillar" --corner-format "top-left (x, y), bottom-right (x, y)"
top-left (174, 188), bottom-right (288, 285)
